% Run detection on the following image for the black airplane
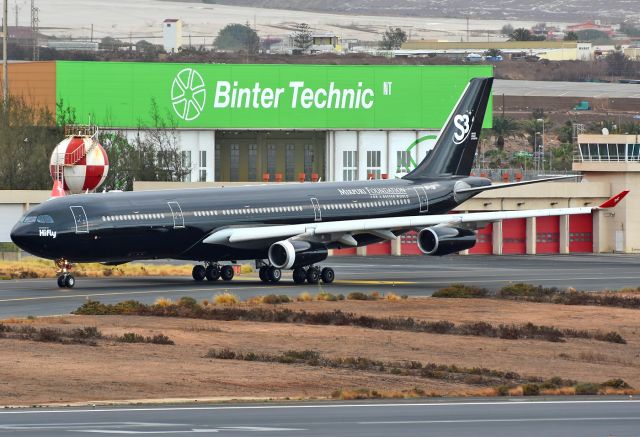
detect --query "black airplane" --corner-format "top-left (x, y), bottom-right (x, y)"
top-left (10, 77), bottom-right (628, 288)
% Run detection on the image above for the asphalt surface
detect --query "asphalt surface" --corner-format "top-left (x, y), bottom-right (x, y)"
top-left (0, 254), bottom-right (639, 318)
top-left (0, 398), bottom-right (638, 436)
top-left (494, 79), bottom-right (640, 99)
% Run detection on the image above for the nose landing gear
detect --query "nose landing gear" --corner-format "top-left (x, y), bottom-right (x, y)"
top-left (55, 259), bottom-right (75, 288)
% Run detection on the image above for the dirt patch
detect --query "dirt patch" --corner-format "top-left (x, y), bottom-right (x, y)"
top-left (0, 297), bottom-right (638, 406)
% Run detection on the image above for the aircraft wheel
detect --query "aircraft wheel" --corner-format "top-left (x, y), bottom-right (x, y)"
top-left (192, 265), bottom-right (206, 281)
top-left (57, 275), bottom-right (66, 288)
top-left (292, 267), bottom-right (306, 284)
top-left (259, 266), bottom-right (269, 283)
top-left (321, 267), bottom-right (335, 284)
top-left (267, 267), bottom-right (282, 283)
top-left (220, 265), bottom-right (235, 281)
top-left (306, 267), bottom-right (320, 284)
top-left (64, 274), bottom-right (76, 289)
top-left (205, 265), bottom-right (220, 281)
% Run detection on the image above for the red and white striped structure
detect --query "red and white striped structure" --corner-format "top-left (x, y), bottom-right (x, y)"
top-left (49, 135), bottom-right (109, 195)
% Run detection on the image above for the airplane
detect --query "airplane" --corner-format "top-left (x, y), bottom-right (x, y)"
top-left (10, 77), bottom-right (628, 288)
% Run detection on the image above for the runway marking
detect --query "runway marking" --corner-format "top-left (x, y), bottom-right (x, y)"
top-left (334, 280), bottom-right (415, 285)
top-left (1, 399), bottom-right (638, 414)
top-left (77, 427), bottom-right (306, 434)
top-left (0, 284), bottom-right (296, 303)
top-left (359, 417), bottom-right (640, 425)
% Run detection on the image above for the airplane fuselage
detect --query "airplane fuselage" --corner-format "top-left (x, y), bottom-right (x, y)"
top-left (10, 177), bottom-right (486, 263)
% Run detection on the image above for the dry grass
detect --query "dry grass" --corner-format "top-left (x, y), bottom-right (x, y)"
top-left (385, 293), bottom-right (402, 301)
top-left (297, 292), bottom-right (313, 302)
top-left (154, 298), bottom-right (174, 307)
top-left (213, 293), bottom-right (241, 305)
top-left (0, 259), bottom-right (254, 279)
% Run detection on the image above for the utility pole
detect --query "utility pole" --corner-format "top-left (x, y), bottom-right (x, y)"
top-left (466, 15), bottom-right (469, 42)
top-left (14, 2), bottom-right (17, 26)
top-left (90, 23), bottom-right (93, 42)
top-left (30, 0), bottom-right (38, 61)
top-left (2, 0), bottom-right (8, 110)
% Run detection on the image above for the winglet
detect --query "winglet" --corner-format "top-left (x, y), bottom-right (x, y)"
top-left (598, 190), bottom-right (630, 209)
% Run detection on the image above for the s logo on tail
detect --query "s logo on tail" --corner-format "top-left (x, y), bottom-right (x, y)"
top-left (453, 114), bottom-right (473, 144)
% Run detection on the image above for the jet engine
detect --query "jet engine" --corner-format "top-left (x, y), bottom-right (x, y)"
top-left (417, 226), bottom-right (476, 256)
top-left (268, 240), bottom-right (328, 269)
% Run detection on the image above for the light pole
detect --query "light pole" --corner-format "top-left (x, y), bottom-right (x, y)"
top-left (537, 118), bottom-right (547, 171)
top-left (2, 0), bottom-right (8, 110)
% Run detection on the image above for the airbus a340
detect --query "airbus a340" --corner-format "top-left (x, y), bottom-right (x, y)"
top-left (10, 77), bottom-right (628, 288)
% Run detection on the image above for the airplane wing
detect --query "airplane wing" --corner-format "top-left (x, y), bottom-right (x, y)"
top-left (204, 190), bottom-right (629, 246)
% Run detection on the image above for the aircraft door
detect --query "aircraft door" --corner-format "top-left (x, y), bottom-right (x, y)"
top-left (167, 201), bottom-right (185, 229)
top-left (69, 206), bottom-right (89, 234)
top-left (413, 186), bottom-right (429, 213)
top-left (310, 197), bottom-right (322, 222)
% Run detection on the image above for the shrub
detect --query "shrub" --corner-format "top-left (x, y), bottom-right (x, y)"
top-left (594, 331), bottom-right (626, 344)
top-left (73, 300), bottom-right (112, 315)
top-left (178, 296), bottom-right (198, 308)
top-left (262, 294), bottom-right (291, 304)
top-left (347, 292), bottom-right (369, 301)
top-left (297, 292), bottom-right (313, 302)
top-left (71, 326), bottom-right (102, 340)
top-left (205, 348), bottom-right (236, 359)
top-left (575, 383), bottom-right (600, 395)
top-left (317, 292), bottom-right (338, 302)
top-left (112, 300), bottom-right (146, 315)
top-left (433, 284), bottom-right (489, 298)
top-left (148, 334), bottom-right (175, 345)
top-left (385, 292), bottom-right (402, 301)
top-left (213, 293), bottom-right (240, 305)
top-left (118, 332), bottom-right (145, 343)
top-left (154, 297), bottom-right (174, 307)
top-left (601, 379), bottom-right (630, 389)
top-left (35, 328), bottom-right (62, 342)
top-left (498, 283), bottom-right (559, 299)
top-left (521, 383), bottom-right (540, 396)
top-left (495, 385), bottom-right (511, 396)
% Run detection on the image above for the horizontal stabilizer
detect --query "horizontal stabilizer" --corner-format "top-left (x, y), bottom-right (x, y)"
top-left (455, 175), bottom-right (581, 195)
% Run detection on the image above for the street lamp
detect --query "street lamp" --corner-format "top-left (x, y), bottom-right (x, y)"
top-left (537, 118), bottom-right (548, 171)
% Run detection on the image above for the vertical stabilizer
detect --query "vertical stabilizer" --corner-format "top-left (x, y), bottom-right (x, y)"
top-left (404, 77), bottom-right (493, 180)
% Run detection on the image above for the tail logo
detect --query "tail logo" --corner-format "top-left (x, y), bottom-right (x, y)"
top-left (453, 113), bottom-right (473, 144)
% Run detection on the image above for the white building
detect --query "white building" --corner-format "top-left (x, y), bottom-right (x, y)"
top-left (163, 19), bottom-right (182, 53)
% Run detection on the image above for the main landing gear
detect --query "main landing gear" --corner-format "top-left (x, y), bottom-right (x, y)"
top-left (55, 259), bottom-right (75, 288)
top-left (192, 263), bottom-right (234, 282)
top-left (291, 266), bottom-right (335, 285)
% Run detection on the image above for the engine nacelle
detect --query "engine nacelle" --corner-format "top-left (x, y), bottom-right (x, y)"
top-left (268, 240), bottom-right (328, 269)
top-left (417, 226), bottom-right (476, 256)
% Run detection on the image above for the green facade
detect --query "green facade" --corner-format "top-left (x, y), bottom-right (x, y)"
top-left (56, 62), bottom-right (492, 129)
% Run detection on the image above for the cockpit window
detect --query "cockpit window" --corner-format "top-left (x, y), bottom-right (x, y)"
top-left (22, 215), bottom-right (37, 224)
top-left (36, 215), bottom-right (54, 224)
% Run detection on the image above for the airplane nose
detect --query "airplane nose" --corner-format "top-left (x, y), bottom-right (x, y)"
top-left (10, 224), bottom-right (27, 250)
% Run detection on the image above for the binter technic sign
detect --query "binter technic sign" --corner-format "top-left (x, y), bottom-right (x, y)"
top-left (56, 62), bottom-right (492, 129)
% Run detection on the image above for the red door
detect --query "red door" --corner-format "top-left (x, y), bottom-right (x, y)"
top-left (332, 247), bottom-right (357, 256)
top-left (400, 231), bottom-right (422, 255)
top-left (367, 241), bottom-right (392, 255)
top-left (569, 213), bottom-right (593, 253)
top-left (469, 223), bottom-right (493, 254)
top-left (536, 216), bottom-right (560, 253)
top-left (502, 218), bottom-right (526, 254)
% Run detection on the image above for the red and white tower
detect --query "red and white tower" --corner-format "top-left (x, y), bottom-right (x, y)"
top-left (49, 126), bottom-right (109, 196)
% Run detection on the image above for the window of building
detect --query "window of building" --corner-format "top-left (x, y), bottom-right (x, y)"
top-left (286, 144), bottom-right (296, 181)
top-left (267, 144), bottom-right (277, 179)
top-left (367, 150), bottom-right (382, 179)
top-left (342, 150), bottom-right (357, 181)
top-left (181, 151), bottom-right (192, 182)
top-left (230, 144), bottom-right (240, 181)
top-left (304, 144), bottom-right (314, 178)
top-left (248, 144), bottom-right (257, 181)
top-left (396, 150), bottom-right (410, 173)
top-left (199, 150), bottom-right (207, 182)
top-left (214, 144), bottom-right (221, 181)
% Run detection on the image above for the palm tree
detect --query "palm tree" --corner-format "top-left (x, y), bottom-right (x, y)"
top-left (491, 116), bottom-right (520, 151)
top-left (509, 28), bottom-right (532, 41)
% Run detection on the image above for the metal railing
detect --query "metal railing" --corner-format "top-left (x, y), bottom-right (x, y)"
top-left (574, 143), bottom-right (640, 163)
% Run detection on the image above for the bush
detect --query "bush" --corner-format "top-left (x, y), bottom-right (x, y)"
top-left (498, 283), bottom-right (559, 299)
top-left (35, 328), bottom-right (62, 342)
top-left (262, 294), bottom-right (291, 304)
top-left (601, 379), bottom-right (630, 389)
top-left (521, 383), bottom-right (540, 396)
top-left (155, 297), bottom-right (174, 307)
top-left (433, 284), bottom-right (489, 298)
top-left (495, 385), bottom-right (511, 396)
top-left (205, 348), bottom-right (236, 359)
top-left (297, 292), bottom-right (313, 302)
top-left (317, 292), bottom-right (338, 301)
top-left (112, 300), bottom-right (146, 315)
top-left (71, 326), bottom-right (102, 340)
top-left (594, 331), bottom-right (626, 344)
top-left (178, 296), bottom-right (198, 307)
top-left (213, 293), bottom-right (240, 305)
top-left (385, 292), bottom-right (402, 301)
top-left (148, 334), bottom-right (174, 345)
top-left (575, 383), bottom-right (600, 395)
top-left (347, 292), bottom-right (370, 301)
top-left (118, 332), bottom-right (145, 343)
top-left (73, 300), bottom-right (112, 315)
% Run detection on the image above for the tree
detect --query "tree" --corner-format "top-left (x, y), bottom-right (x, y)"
top-left (491, 116), bottom-right (519, 150)
top-left (564, 31), bottom-right (579, 41)
top-left (380, 27), bottom-right (407, 50)
top-left (508, 28), bottom-right (545, 41)
top-left (214, 23), bottom-right (260, 53)
top-left (292, 23), bottom-right (313, 52)
top-left (100, 37), bottom-right (123, 51)
top-left (485, 48), bottom-right (502, 58)
top-left (605, 51), bottom-right (633, 77)
top-left (501, 24), bottom-right (514, 36)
